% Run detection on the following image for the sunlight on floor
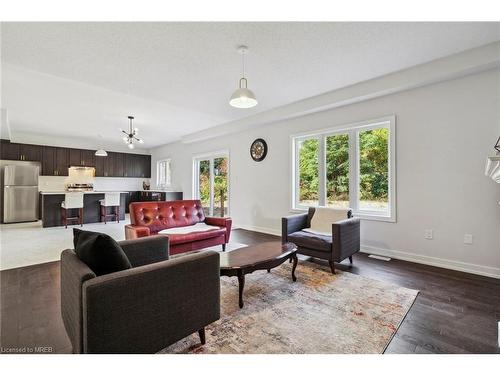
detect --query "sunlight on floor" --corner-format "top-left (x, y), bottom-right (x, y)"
top-left (0, 215), bottom-right (131, 271)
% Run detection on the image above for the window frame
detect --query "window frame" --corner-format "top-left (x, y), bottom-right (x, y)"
top-left (156, 158), bottom-right (172, 189)
top-left (291, 115), bottom-right (396, 222)
top-left (192, 150), bottom-right (230, 217)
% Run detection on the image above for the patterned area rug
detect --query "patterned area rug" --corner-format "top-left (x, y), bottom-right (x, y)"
top-left (161, 260), bottom-right (418, 354)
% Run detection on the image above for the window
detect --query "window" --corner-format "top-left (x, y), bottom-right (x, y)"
top-left (156, 159), bottom-right (172, 188)
top-left (193, 151), bottom-right (229, 217)
top-left (292, 116), bottom-right (395, 221)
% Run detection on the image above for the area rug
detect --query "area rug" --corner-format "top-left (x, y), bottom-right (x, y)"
top-left (160, 260), bottom-right (419, 354)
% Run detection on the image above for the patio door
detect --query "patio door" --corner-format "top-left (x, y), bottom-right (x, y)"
top-left (193, 152), bottom-right (229, 217)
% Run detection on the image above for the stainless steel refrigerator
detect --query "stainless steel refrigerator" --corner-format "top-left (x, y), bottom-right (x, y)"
top-left (1, 160), bottom-right (40, 223)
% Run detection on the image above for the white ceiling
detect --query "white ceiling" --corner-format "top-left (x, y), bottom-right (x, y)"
top-left (2, 22), bottom-right (500, 149)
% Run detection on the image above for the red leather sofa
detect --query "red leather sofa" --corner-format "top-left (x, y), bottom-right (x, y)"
top-left (125, 200), bottom-right (232, 255)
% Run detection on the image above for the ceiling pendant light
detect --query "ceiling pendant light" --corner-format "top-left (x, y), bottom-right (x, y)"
top-left (229, 45), bottom-right (258, 109)
top-left (120, 116), bottom-right (144, 149)
top-left (95, 134), bottom-right (108, 156)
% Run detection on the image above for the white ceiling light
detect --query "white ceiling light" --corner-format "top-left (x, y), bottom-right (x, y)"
top-left (121, 116), bottom-right (143, 149)
top-left (95, 134), bottom-right (108, 156)
top-left (229, 46), bottom-right (258, 109)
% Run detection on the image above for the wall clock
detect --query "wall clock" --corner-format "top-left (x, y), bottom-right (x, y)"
top-left (250, 138), bottom-right (268, 162)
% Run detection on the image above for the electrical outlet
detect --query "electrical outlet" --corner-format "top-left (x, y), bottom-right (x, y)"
top-left (424, 229), bottom-right (433, 240)
top-left (464, 234), bottom-right (473, 245)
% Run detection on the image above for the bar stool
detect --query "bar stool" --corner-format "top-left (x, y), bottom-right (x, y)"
top-left (61, 192), bottom-right (84, 229)
top-left (99, 193), bottom-right (120, 224)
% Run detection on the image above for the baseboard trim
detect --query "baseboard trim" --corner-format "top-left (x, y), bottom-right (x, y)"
top-left (233, 224), bottom-right (281, 237)
top-left (234, 224), bottom-right (500, 280)
top-left (360, 245), bottom-right (500, 280)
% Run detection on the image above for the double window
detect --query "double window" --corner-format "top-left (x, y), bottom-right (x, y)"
top-left (292, 116), bottom-right (396, 221)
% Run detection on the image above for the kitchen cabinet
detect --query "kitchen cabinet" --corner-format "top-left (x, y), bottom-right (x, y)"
top-left (81, 149), bottom-right (95, 167)
top-left (142, 155), bottom-right (151, 178)
top-left (69, 149), bottom-right (82, 167)
top-left (2, 140), bottom-right (150, 178)
top-left (95, 153), bottom-right (114, 177)
top-left (1, 141), bottom-right (42, 162)
top-left (20, 144), bottom-right (42, 162)
top-left (42, 146), bottom-right (69, 176)
top-left (42, 146), bottom-right (56, 176)
top-left (124, 154), bottom-right (140, 177)
top-left (1, 141), bottom-right (21, 160)
top-left (112, 152), bottom-right (124, 177)
top-left (125, 154), bottom-right (151, 178)
top-left (55, 148), bottom-right (69, 176)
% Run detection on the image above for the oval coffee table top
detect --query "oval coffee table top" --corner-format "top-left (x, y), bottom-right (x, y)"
top-left (219, 241), bottom-right (297, 270)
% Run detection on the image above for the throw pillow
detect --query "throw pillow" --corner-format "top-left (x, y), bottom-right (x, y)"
top-left (73, 228), bottom-right (132, 276)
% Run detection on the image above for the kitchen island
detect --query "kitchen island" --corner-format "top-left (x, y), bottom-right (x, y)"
top-left (39, 191), bottom-right (128, 228)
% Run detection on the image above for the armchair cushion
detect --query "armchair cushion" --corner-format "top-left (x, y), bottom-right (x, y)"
top-left (287, 230), bottom-right (332, 252)
top-left (73, 229), bottom-right (132, 276)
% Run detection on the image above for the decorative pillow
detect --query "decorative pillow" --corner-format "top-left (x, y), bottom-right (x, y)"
top-left (73, 229), bottom-right (132, 276)
top-left (304, 207), bottom-right (350, 236)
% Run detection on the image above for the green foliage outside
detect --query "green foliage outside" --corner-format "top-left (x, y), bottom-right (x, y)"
top-left (299, 128), bottom-right (389, 206)
top-left (198, 157), bottom-right (228, 217)
top-left (359, 128), bottom-right (389, 203)
top-left (298, 139), bottom-right (319, 202)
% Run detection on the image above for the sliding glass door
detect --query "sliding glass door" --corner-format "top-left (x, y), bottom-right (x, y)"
top-left (194, 153), bottom-right (229, 217)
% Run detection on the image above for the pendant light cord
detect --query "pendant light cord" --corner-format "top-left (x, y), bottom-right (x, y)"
top-left (242, 50), bottom-right (245, 79)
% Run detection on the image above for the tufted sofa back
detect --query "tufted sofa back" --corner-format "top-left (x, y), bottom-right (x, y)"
top-left (129, 200), bottom-right (206, 233)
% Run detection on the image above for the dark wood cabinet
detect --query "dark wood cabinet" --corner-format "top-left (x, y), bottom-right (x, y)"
top-left (95, 153), bottom-right (113, 177)
top-left (112, 152), bottom-right (124, 177)
top-left (2, 140), bottom-right (150, 178)
top-left (124, 154), bottom-right (151, 178)
top-left (68, 149), bottom-right (82, 167)
top-left (1, 141), bottom-right (21, 160)
top-left (143, 155), bottom-right (151, 178)
top-left (1, 141), bottom-right (43, 162)
top-left (20, 144), bottom-right (42, 162)
top-left (25, 145), bottom-right (41, 161)
top-left (41, 146), bottom-right (68, 176)
top-left (42, 146), bottom-right (56, 176)
top-left (81, 149), bottom-right (95, 167)
top-left (55, 148), bottom-right (69, 176)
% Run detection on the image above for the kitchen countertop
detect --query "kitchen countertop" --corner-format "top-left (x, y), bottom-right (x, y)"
top-left (39, 191), bottom-right (129, 195)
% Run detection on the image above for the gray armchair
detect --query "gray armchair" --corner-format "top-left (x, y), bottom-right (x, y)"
top-left (60, 235), bottom-right (220, 353)
top-left (282, 207), bottom-right (360, 274)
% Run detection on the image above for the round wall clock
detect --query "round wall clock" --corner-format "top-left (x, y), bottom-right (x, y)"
top-left (250, 138), bottom-right (268, 162)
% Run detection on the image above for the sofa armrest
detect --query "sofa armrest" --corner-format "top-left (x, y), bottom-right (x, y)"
top-left (124, 224), bottom-right (150, 240)
top-left (82, 250), bottom-right (220, 353)
top-left (119, 236), bottom-right (169, 267)
top-left (332, 218), bottom-right (360, 262)
top-left (204, 216), bottom-right (232, 243)
top-left (60, 249), bottom-right (96, 354)
top-left (282, 213), bottom-right (308, 244)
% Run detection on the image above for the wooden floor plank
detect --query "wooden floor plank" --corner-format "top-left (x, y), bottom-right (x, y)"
top-left (1, 229), bottom-right (499, 354)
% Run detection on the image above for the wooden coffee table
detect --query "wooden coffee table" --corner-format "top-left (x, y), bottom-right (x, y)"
top-left (219, 242), bottom-right (298, 308)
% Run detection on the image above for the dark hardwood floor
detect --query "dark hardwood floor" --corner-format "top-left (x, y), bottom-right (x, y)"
top-left (1, 229), bottom-right (499, 354)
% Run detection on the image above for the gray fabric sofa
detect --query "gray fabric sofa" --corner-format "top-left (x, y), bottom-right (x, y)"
top-left (282, 207), bottom-right (360, 274)
top-left (60, 235), bottom-right (220, 353)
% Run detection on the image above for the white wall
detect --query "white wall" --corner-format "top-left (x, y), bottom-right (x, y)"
top-left (151, 68), bottom-right (500, 278)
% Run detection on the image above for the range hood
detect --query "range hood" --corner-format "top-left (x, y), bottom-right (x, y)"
top-left (69, 166), bottom-right (95, 171)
